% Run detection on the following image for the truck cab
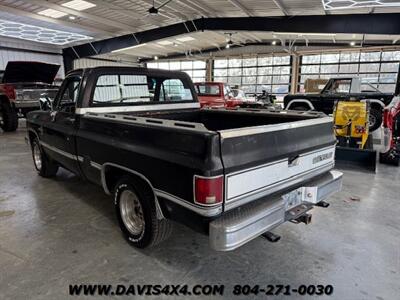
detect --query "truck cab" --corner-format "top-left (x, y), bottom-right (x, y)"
top-left (194, 82), bottom-right (244, 108)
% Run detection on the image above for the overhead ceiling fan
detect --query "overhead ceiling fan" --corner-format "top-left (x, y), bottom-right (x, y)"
top-left (146, 0), bottom-right (174, 16)
top-left (224, 32), bottom-right (244, 49)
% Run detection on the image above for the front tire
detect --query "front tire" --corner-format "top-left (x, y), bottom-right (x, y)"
top-left (114, 176), bottom-right (172, 248)
top-left (0, 102), bottom-right (18, 132)
top-left (369, 108), bottom-right (382, 132)
top-left (31, 138), bottom-right (59, 177)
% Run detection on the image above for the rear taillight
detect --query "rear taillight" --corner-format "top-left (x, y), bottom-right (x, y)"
top-left (3, 84), bottom-right (16, 100)
top-left (194, 175), bottom-right (224, 206)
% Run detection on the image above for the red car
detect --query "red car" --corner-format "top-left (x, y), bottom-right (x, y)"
top-left (380, 96), bottom-right (400, 166)
top-left (194, 82), bottom-right (244, 108)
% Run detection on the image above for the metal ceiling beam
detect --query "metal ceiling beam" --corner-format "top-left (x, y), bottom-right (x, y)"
top-left (227, 0), bottom-right (253, 17)
top-left (272, 0), bottom-right (288, 16)
top-left (0, 4), bottom-right (115, 37)
top-left (63, 14), bottom-right (400, 71)
top-left (26, 0), bottom-right (139, 32)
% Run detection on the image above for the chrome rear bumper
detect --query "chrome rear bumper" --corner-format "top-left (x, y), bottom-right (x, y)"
top-left (209, 170), bottom-right (343, 251)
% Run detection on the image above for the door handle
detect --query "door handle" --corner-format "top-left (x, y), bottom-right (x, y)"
top-left (50, 111), bottom-right (57, 122)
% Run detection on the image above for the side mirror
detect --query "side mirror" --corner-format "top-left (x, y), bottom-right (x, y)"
top-left (39, 95), bottom-right (53, 111)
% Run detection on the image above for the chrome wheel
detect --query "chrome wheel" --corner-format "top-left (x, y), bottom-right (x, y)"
top-left (119, 190), bottom-right (145, 236)
top-left (33, 142), bottom-right (42, 171)
top-left (369, 114), bottom-right (376, 128)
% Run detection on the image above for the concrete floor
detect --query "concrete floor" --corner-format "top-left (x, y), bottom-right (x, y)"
top-left (1, 123), bottom-right (399, 300)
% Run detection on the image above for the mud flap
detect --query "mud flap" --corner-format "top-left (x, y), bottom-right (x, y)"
top-left (335, 146), bottom-right (377, 173)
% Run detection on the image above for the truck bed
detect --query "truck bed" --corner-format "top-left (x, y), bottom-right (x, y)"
top-left (132, 107), bottom-right (325, 131)
top-left (82, 107), bottom-right (336, 211)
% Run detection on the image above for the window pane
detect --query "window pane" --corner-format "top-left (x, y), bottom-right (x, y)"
top-left (228, 68), bottom-right (242, 76)
top-left (181, 61), bottom-right (192, 69)
top-left (243, 67), bottom-right (257, 76)
top-left (169, 61), bottom-right (180, 70)
top-left (359, 74), bottom-right (379, 83)
top-left (257, 75), bottom-right (272, 84)
top-left (378, 84), bottom-right (396, 93)
top-left (214, 76), bottom-right (227, 82)
top-left (359, 63), bottom-right (380, 73)
top-left (339, 64), bottom-right (358, 73)
top-left (272, 85), bottom-right (289, 93)
top-left (301, 65), bottom-right (320, 74)
top-left (258, 66), bottom-right (273, 75)
top-left (227, 76), bottom-right (241, 85)
top-left (242, 85), bottom-right (257, 93)
top-left (229, 58), bottom-right (242, 68)
top-left (242, 76), bottom-right (256, 84)
top-left (147, 63), bottom-right (158, 68)
top-left (273, 56), bottom-right (290, 65)
top-left (360, 52), bottom-right (381, 62)
top-left (257, 56), bottom-right (273, 66)
top-left (302, 54), bottom-right (321, 64)
top-left (272, 75), bottom-right (290, 84)
top-left (193, 61), bottom-right (206, 69)
top-left (320, 64), bottom-right (339, 73)
top-left (193, 70), bottom-right (205, 77)
top-left (321, 54), bottom-right (339, 63)
top-left (382, 51), bottom-right (400, 61)
top-left (380, 62), bottom-right (399, 72)
top-left (193, 77), bottom-right (205, 82)
top-left (379, 73), bottom-right (397, 83)
top-left (158, 62), bottom-right (169, 70)
top-left (243, 57), bottom-right (257, 67)
top-left (257, 85), bottom-right (272, 93)
top-left (162, 79), bottom-right (193, 101)
top-left (340, 52), bottom-right (360, 62)
top-left (214, 59), bottom-right (227, 68)
top-left (214, 69), bottom-right (227, 76)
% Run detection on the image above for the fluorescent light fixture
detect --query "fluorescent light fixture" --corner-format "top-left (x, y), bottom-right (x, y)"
top-left (0, 18), bottom-right (92, 45)
top-left (176, 36), bottom-right (195, 42)
top-left (62, 0), bottom-right (96, 11)
top-left (350, 41), bottom-right (356, 46)
top-left (68, 16), bottom-right (76, 20)
top-left (112, 43), bottom-right (148, 53)
top-left (273, 32), bottom-right (336, 37)
top-left (154, 56), bottom-right (159, 60)
top-left (157, 40), bottom-right (173, 45)
top-left (322, 0), bottom-right (400, 10)
top-left (271, 40), bottom-right (277, 45)
top-left (37, 8), bottom-right (68, 19)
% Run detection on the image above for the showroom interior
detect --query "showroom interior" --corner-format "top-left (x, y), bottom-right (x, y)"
top-left (0, 0), bottom-right (399, 299)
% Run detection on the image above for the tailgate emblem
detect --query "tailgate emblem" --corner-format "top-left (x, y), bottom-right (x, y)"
top-left (313, 152), bottom-right (333, 164)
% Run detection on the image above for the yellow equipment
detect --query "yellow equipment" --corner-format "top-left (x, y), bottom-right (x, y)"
top-left (333, 100), bottom-right (377, 172)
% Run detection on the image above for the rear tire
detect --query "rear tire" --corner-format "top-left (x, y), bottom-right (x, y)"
top-left (31, 138), bottom-right (59, 177)
top-left (369, 108), bottom-right (382, 132)
top-left (114, 176), bottom-right (172, 248)
top-left (0, 101), bottom-right (18, 132)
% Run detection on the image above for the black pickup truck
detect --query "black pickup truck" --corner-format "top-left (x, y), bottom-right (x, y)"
top-left (26, 67), bottom-right (342, 251)
top-left (284, 77), bottom-right (395, 131)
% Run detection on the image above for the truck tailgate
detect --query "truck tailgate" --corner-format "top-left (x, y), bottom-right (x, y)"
top-left (218, 117), bottom-right (336, 210)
